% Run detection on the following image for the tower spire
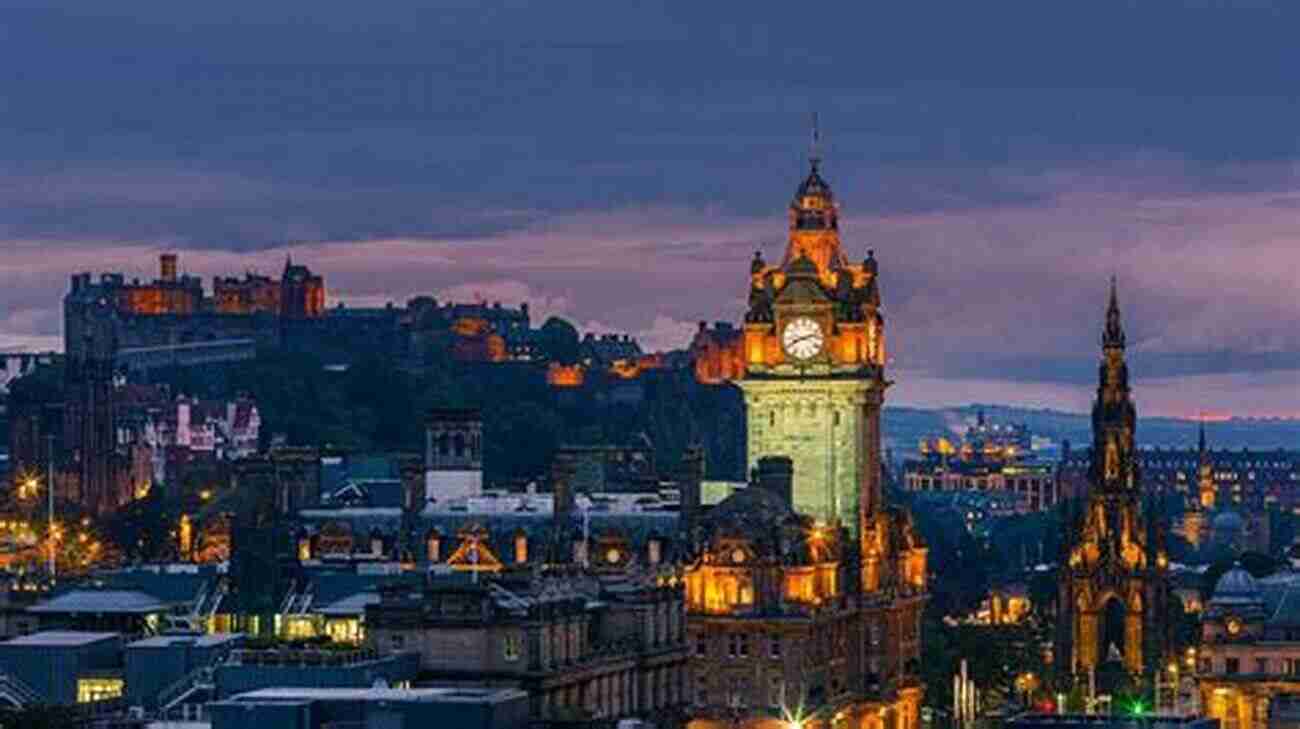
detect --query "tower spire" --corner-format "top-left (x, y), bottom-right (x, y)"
top-left (1103, 275), bottom-right (1125, 349)
top-left (810, 111), bottom-right (822, 171)
top-left (1198, 415), bottom-right (1207, 455)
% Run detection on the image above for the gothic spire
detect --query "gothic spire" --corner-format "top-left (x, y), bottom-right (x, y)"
top-left (1090, 278), bottom-right (1138, 493)
top-left (810, 111), bottom-right (822, 172)
top-left (1198, 417), bottom-right (1207, 456)
top-left (1103, 275), bottom-right (1126, 349)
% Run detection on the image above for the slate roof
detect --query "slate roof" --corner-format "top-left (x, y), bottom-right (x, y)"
top-left (4, 631), bottom-right (119, 647)
top-left (29, 590), bottom-right (169, 614)
top-left (129, 633), bottom-right (243, 649)
top-left (322, 479), bottom-right (404, 509)
top-left (317, 592), bottom-right (380, 617)
top-left (295, 507), bottom-right (682, 563)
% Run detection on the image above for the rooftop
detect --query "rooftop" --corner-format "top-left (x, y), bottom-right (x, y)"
top-left (318, 591), bottom-right (380, 617)
top-left (4, 631), bottom-right (119, 647)
top-left (129, 632), bottom-right (243, 649)
top-left (230, 686), bottom-right (528, 704)
top-left (29, 589), bottom-right (170, 614)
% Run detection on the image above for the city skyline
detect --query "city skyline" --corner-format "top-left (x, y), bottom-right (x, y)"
top-left (3, 2), bottom-right (1300, 417)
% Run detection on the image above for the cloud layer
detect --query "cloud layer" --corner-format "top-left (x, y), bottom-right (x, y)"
top-left (1, 1), bottom-right (1299, 415)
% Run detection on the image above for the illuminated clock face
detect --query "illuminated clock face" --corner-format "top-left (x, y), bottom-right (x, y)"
top-left (782, 317), bottom-right (824, 360)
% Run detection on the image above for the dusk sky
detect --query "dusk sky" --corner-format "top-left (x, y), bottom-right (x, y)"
top-left (3, 1), bottom-right (1299, 417)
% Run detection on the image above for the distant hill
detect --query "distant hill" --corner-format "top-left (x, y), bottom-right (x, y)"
top-left (884, 403), bottom-right (1300, 460)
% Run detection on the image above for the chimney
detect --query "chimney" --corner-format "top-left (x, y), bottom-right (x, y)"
top-left (160, 253), bottom-right (178, 283)
top-left (755, 456), bottom-right (794, 507)
top-left (679, 445), bottom-right (705, 539)
top-left (550, 449), bottom-right (577, 563)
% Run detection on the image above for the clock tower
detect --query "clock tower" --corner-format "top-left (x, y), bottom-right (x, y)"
top-left (734, 155), bottom-right (886, 533)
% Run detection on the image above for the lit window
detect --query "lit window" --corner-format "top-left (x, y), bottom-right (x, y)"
top-left (77, 678), bottom-right (124, 704)
top-left (514, 534), bottom-right (528, 564)
top-left (504, 633), bottom-right (522, 662)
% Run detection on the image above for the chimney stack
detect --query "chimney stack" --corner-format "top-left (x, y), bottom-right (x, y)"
top-left (550, 449), bottom-right (577, 563)
top-left (755, 456), bottom-right (794, 507)
top-left (679, 445), bottom-right (705, 539)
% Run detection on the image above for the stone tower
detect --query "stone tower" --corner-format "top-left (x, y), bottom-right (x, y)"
top-left (734, 153), bottom-right (887, 533)
top-left (1057, 280), bottom-right (1170, 677)
top-left (422, 408), bottom-right (483, 506)
top-left (63, 302), bottom-right (121, 516)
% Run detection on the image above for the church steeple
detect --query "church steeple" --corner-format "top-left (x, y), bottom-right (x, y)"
top-left (1198, 417), bottom-right (1216, 510)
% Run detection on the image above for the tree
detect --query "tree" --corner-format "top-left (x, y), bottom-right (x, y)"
top-left (536, 317), bottom-right (580, 364)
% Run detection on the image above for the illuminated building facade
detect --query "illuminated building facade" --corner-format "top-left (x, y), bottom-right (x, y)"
top-left (1056, 281), bottom-right (1171, 677)
top-left (1198, 565), bottom-right (1300, 729)
top-left (212, 272), bottom-right (281, 314)
top-left (107, 253), bottom-right (205, 315)
top-left (1174, 423), bottom-right (1270, 553)
top-left (735, 156), bottom-right (887, 531)
top-left (213, 256), bottom-right (325, 317)
top-left (903, 412), bottom-right (1059, 512)
top-left (1056, 441), bottom-right (1300, 516)
top-left (684, 151), bottom-right (926, 729)
top-left (690, 321), bottom-right (745, 385)
top-left (683, 458), bottom-right (927, 729)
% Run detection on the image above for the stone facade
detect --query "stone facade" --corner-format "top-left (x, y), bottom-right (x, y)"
top-left (1197, 566), bottom-right (1300, 729)
top-left (365, 571), bottom-right (688, 723)
top-left (741, 379), bottom-right (878, 530)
